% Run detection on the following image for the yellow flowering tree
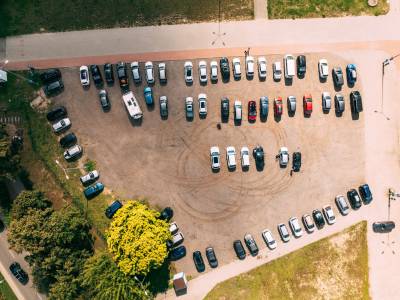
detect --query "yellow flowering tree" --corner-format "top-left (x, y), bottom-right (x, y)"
top-left (106, 201), bottom-right (171, 276)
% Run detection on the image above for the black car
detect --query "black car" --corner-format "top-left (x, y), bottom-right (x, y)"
top-left (220, 57), bottom-right (230, 80)
top-left (296, 55), bottom-right (306, 77)
top-left (43, 80), bottom-right (64, 97)
top-left (159, 207), bottom-right (173, 221)
top-left (46, 106), bottom-right (67, 121)
top-left (359, 184), bottom-right (373, 204)
top-left (332, 67), bottom-right (344, 87)
top-left (116, 62), bottom-right (129, 90)
top-left (105, 200), bottom-right (123, 219)
top-left (373, 221), bottom-right (395, 233)
top-left (347, 189), bottom-right (362, 209)
top-left (244, 234), bottom-right (259, 256)
top-left (9, 262), bottom-right (28, 285)
top-left (59, 132), bottom-right (77, 148)
top-left (312, 209), bottom-right (325, 229)
top-left (90, 65), bottom-right (103, 87)
top-left (292, 152), bottom-right (301, 172)
top-left (253, 146), bottom-right (264, 168)
top-left (350, 91), bottom-right (363, 114)
top-left (193, 251), bottom-right (206, 272)
top-left (40, 68), bottom-right (61, 84)
top-left (221, 97), bottom-right (229, 121)
top-left (169, 245), bottom-right (187, 261)
top-left (233, 240), bottom-right (246, 260)
top-left (104, 63), bottom-right (115, 85)
top-left (260, 97), bottom-right (269, 119)
top-left (205, 247), bottom-right (218, 268)
top-left (335, 93), bottom-right (345, 114)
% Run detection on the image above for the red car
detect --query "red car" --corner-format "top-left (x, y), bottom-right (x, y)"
top-left (303, 94), bottom-right (313, 115)
top-left (248, 100), bottom-right (257, 121)
top-left (274, 97), bottom-right (283, 116)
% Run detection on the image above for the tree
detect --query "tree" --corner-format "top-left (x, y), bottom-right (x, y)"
top-left (11, 190), bottom-right (52, 220)
top-left (107, 201), bottom-right (171, 276)
top-left (81, 251), bottom-right (152, 300)
top-left (0, 124), bottom-right (20, 180)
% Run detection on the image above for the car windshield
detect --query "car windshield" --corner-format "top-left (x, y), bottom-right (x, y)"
top-left (200, 102), bottom-right (205, 108)
top-left (186, 68), bottom-right (192, 76)
top-left (213, 157), bottom-right (219, 163)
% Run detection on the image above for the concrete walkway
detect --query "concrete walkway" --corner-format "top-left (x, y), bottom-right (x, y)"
top-left (254, 0), bottom-right (267, 20)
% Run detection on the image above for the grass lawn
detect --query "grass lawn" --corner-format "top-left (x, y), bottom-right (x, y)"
top-left (0, 272), bottom-right (17, 300)
top-left (267, 0), bottom-right (389, 19)
top-left (0, 0), bottom-right (253, 37)
top-left (206, 221), bottom-right (369, 300)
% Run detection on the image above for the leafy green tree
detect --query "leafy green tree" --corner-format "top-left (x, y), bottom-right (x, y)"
top-left (107, 201), bottom-right (171, 276)
top-left (0, 124), bottom-right (20, 180)
top-left (11, 190), bottom-right (52, 220)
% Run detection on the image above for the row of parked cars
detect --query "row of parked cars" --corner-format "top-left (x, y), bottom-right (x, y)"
top-left (40, 68), bottom-right (65, 97)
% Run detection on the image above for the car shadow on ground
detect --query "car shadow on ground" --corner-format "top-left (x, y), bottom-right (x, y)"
top-left (146, 104), bottom-right (155, 112)
top-left (351, 112), bottom-right (360, 121)
top-left (319, 77), bottom-right (327, 84)
top-left (335, 111), bottom-right (344, 118)
top-left (284, 77), bottom-right (293, 86)
top-left (129, 117), bottom-right (143, 127)
top-left (145, 261), bottom-right (171, 296)
top-left (274, 115), bottom-right (282, 122)
top-left (334, 85), bottom-right (342, 92)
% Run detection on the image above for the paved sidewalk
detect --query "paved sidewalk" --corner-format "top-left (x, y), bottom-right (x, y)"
top-left (254, 0), bottom-right (267, 19)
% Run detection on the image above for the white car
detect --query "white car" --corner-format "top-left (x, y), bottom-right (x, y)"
top-left (273, 61), bottom-right (282, 81)
top-left (322, 92), bottom-right (332, 111)
top-left (130, 62), bottom-right (141, 83)
top-left (198, 60), bottom-right (207, 83)
top-left (169, 222), bottom-right (179, 234)
top-left (168, 232), bottom-right (184, 247)
top-left (226, 146), bottom-right (236, 169)
top-left (318, 59), bottom-right (329, 78)
top-left (335, 195), bottom-right (350, 215)
top-left (144, 61), bottom-right (154, 84)
top-left (302, 214), bottom-right (315, 233)
top-left (210, 60), bottom-right (218, 81)
top-left (262, 229), bottom-right (277, 250)
top-left (278, 223), bottom-right (290, 242)
top-left (79, 66), bottom-right (90, 87)
top-left (258, 57), bottom-right (267, 79)
top-left (289, 217), bottom-right (303, 238)
top-left (232, 58), bottom-right (241, 79)
top-left (184, 61), bottom-right (193, 83)
top-left (323, 205), bottom-right (336, 224)
top-left (245, 56), bottom-right (255, 77)
top-left (234, 100), bottom-right (242, 121)
top-left (80, 170), bottom-right (99, 185)
top-left (198, 93), bottom-right (207, 116)
top-left (64, 144), bottom-right (82, 160)
top-left (210, 146), bottom-right (220, 170)
top-left (52, 118), bottom-right (71, 133)
top-left (284, 54), bottom-right (295, 79)
top-left (158, 63), bottom-right (167, 83)
top-left (240, 147), bottom-right (250, 168)
top-left (278, 147), bottom-right (289, 167)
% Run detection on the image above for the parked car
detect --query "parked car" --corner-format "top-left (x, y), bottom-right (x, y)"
top-left (59, 132), bottom-right (76, 148)
top-left (232, 58), bottom-right (241, 79)
top-left (145, 61), bottom-right (154, 84)
top-left (322, 205), bottom-right (336, 225)
top-left (221, 97), bottom-right (230, 120)
top-left (9, 262), bottom-right (28, 285)
top-left (90, 65), bottom-right (103, 87)
top-left (144, 87), bottom-right (154, 106)
top-left (220, 57), bottom-right (230, 80)
top-left (278, 223), bottom-right (290, 242)
top-left (253, 145), bottom-right (264, 168)
top-left (184, 61), bottom-right (193, 83)
top-left (80, 170), bottom-right (99, 185)
top-left (287, 96), bottom-right (296, 114)
top-left (289, 217), bottom-right (303, 237)
top-left (240, 147), bottom-right (250, 169)
top-left (335, 93), bottom-right (345, 114)
top-left (332, 67), bottom-right (344, 87)
top-left (234, 100), bottom-right (242, 122)
top-left (104, 63), bottom-right (114, 85)
top-left (273, 61), bottom-right (282, 81)
top-left (169, 222), bottom-right (179, 234)
top-left (297, 55), bottom-right (306, 76)
top-left (346, 64), bottom-right (357, 85)
top-left (303, 94), bottom-right (313, 115)
top-left (169, 245), bottom-right (186, 261)
top-left (105, 200), bottom-right (122, 219)
top-left (259, 97), bottom-right (268, 119)
top-left (292, 152), bottom-right (301, 172)
top-left (84, 182), bottom-right (104, 199)
top-left (373, 221), bottom-right (396, 233)
top-left (312, 209), bottom-right (325, 229)
top-left (335, 195), bottom-right (350, 215)
top-left (205, 247), bottom-right (218, 268)
top-left (274, 97), bottom-right (283, 116)
top-left (198, 93), bottom-right (207, 117)
top-left (43, 80), bottom-right (64, 96)
top-left (284, 54), bottom-right (295, 79)
top-left (244, 233), bottom-right (259, 256)
top-left (318, 59), bottom-right (329, 78)
top-left (226, 146), bottom-right (236, 169)
top-left (198, 60), bottom-right (207, 83)
top-left (99, 89), bottom-right (111, 111)
top-left (64, 144), bottom-right (82, 160)
top-left (258, 56), bottom-right (267, 79)
top-left (193, 251), bottom-right (206, 272)
top-left (159, 207), bottom-right (173, 221)
top-left (248, 100), bottom-right (257, 122)
top-left (40, 68), bottom-right (61, 84)
top-left (322, 92), bottom-right (332, 111)
top-left (117, 62), bottom-right (129, 89)
top-left (158, 62), bottom-right (167, 84)
top-left (130, 61), bottom-right (141, 84)
top-left (262, 229), bottom-right (277, 249)
top-left (159, 96), bottom-right (168, 118)
top-left (359, 184), bottom-right (373, 204)
top-left (210, 146), bottom-right (221, 170)
top-left (302, 214), bottom-right (315, 233)
top-left (79, 65), bottom-right (90, 86)
top-left (350, 91), bottom-right (363, 114)
top-left (47, 106), bottom-right (67, 122)
top-left (347, 189), bottom-right (362, 209)
top-left (52, 118), bottom-right (71, 133)
top-left (167, 232), bottom-right (184, 248)
top-left (278, 147), bottom-right (289, 167)
top-left (210, 60), bottom-right (218, 81)
top-left (245, 56), bottom-right (255, 78)
top-left (233, 240), bottom-right (246, 259)
top-left (185, 97), bottom-right (194, 119)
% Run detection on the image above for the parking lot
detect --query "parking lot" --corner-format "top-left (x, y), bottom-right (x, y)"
top-left (53, 52), bottom-right (364, 275)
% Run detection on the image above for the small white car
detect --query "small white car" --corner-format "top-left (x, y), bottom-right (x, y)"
top-left (323, 205), bottom-right (336, 224)
top-left (198, 93), bottom-right (207, 116)
top-left (278, 223), bottom-right (290, 242)
top-left (322, 92), bottom-right (332, 111)
top-left (273, 61), bottom-right (282, 81)
top-left (79, 66), bottom-right (90, 87)
top-left (318, 59), bottom-right (329, 78)
top-left (80, 170), bottom-right (99, 185)
top-left (210, 60), bottom-right (218, 81)
top-left (289, 217), bottom-right (303, 237)
top-left (258, 57), bottom-right (267, 79)
top-left (198, 60), bottom-right (207, 83)
top-left (169, 232), bottom-right (184, 247)
top-left (158, 63), bottom-right (167, 83)
top-left (245, 56), bottom-right (255, 77)
top-left (240, 147), bottom-right (250, 168)
top-left (302, 214), bottom-right (315, 233)
top-left (335, 195), bottom-right (350, 215)
top-left (262, 229), bottom-right (277, 250)
top-left (64, 144), bottom-right (82, 160)
top-left (234, 100), bottom-right (242, 121)
top-left (144, 61), bottom-right (154, 84)
top-left (278, 147), bottom-right (289, 167)
top-left (210, 146), bottom-right (220, 170)
top-left (52, 118), bottom-right (71, 133)
top-left (232, 58), bottom-right (241, 79)
top-left (226, 146), bottom-right (236, 169)
top-left (130, 62), bottom-right (141, 83)
top-left (184, 61), bottom-right (193, 83)
top-left (169, 222), bottom-right (179, 234)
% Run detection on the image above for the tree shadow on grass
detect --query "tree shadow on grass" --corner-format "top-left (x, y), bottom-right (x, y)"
top-left (145, 260), bottom-right (171, 295)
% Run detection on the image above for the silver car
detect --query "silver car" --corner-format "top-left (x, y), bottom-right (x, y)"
top-left (289, 217), bottom-right (303, 238)
top-left (278, 223), bottom-right (290, 242)
top-left (287, 96), bottom-right (296, 114)
top-left (302, 214), bottom-right (315, 233)
top-left (322, 92), bottom-right (332, 111)
top-left (323, 205), bottom-right (336, 225)
top-left (335, 195), bottom-right (350, 215)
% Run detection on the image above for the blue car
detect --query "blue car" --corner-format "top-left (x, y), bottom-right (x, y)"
top-left (84, 182), bottom-right (104, 199)
top-left (105, 200), bottom-right (122, 219)
top-left (144, 87), bottom-right (154, 105)
top-left (346, 64), bottom-right (357, 85)
top-left (359, 184), bottom-right (373, 204)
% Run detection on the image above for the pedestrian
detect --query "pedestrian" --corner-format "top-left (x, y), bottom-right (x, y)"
top-left (290, 170), bottom-right (293, 177)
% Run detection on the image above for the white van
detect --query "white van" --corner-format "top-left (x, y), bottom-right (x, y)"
top-left (284, 54), bottom-right (295, 79)
top-left (122, 91), bottom-right (143, 120)
top-left (234, 100), bottom-right (242, 121)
